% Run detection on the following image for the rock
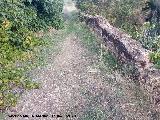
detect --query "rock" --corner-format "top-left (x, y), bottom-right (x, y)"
top-left (82, 13), bottom-right (160, 106)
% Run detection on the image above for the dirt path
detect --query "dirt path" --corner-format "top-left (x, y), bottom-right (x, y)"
top-left (4, 29), bottom-right (124, 119)
top-left (4, 29), bottom-right (151, 120)
top-left (3, 1), bottom-right (157, 120)
top-left (4, 34), bottom-right (104, 120)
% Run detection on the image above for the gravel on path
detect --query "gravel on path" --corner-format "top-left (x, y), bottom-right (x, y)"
top-left (4, 34), bottom-right (112, 120)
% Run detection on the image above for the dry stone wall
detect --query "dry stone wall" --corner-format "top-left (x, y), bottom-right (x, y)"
top-left (82, 13), bottom-right (160, 107)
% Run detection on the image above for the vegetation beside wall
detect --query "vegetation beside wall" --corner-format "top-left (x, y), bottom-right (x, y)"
top-left (75, 0), bottom-right (160, 68)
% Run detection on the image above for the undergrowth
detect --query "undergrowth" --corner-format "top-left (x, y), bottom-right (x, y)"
top-left (75, 0), bottom-right (160, 68)
top-left (0, 0), bottom-right (64, 111)
top-left (65, 11), bottom-right (159, 119)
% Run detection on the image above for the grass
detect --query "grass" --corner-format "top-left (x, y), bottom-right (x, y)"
top-left (65, 11), bottom-right (160, 119)
top-left (65, 12), bottom-right (120, 73)
top-left (81, 108), bottom-right (106, 120)
top-left (0, 47), bottom-right (42, 111)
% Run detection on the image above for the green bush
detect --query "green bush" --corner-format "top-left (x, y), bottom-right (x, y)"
top-left (150, 52), bottom-right (160, 68)
top-left (0, 18), bottom-right (41, 110)
top-left (24, 0), bottom-right (64, 30)
top-left (76, 0), bottom-right (160, 68)
top-left (76, 0), bottom-right (147, 39)
top-left (0, 0), bottom-right (63, 110)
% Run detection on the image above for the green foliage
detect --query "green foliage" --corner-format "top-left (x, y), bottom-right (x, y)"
top-left (140, 22), bottom-right (160, 68)
top-left (76, 1), bottom-right (98, 15)
top-left (149, 52), bottom-right (160, 68)
top-left (76, 0), bottom-right (160, 68)
top-left (0, 0), bottom-right (63, 110)
top-left (76, 0), bottom-right (146, 39)
top-left (0, 18), bottom-right (40, 110)
top-left (102, 51), bottom-right (119, 71)
top-left (25, 0), bottom-right (64, 30)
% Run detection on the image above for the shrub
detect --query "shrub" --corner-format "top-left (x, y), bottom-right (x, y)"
top-left (24, 0), bottom-right (64, 30)
top-left (0, 0), bottom-right (63, 110)
top-left (0, 18), bottom-right (41, 110)
top-left (76, 0), bottom-right (160, 68)
top-left (76, 0), bottom-right (147, 39)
